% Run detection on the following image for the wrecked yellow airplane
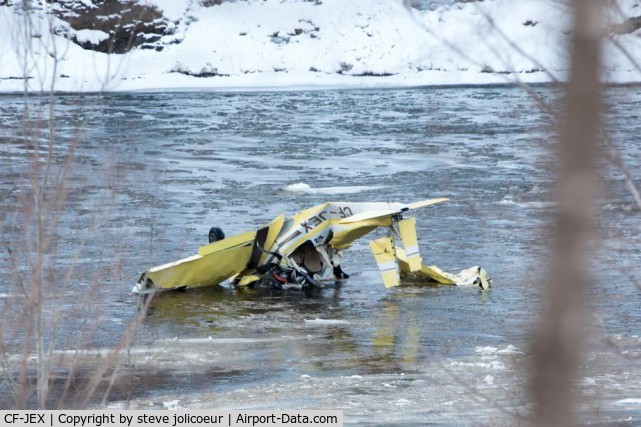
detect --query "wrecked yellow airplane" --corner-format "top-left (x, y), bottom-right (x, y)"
top-left (133, 198), bottom-right (490, 294)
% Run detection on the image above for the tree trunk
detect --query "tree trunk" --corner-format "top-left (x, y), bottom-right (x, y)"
top-left (531, 1), bottom-right (603, 426)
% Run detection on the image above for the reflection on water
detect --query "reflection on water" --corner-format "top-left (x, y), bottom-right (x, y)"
top-left (1, 87), bottom-right (640, 421)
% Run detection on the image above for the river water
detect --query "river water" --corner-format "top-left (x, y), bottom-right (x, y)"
top-left (1, 86), bottom-right (640, 423)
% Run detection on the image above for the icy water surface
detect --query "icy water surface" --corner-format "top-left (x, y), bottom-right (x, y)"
top-left (1, 87), bottom-right (640, 423)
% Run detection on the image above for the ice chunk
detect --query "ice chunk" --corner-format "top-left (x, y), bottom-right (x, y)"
top-left (615, 398), bottom-right (641, 405)
top-left (163, 400), bottom-right (181, 410)
top-left (304, 318), bottom-right (350, 325)
top-left (497, 345), bottom-right (523, 354)
top-left (283, 182), bottom-right (384, 195)
top-left (475, 346), bottom-right (498, 355)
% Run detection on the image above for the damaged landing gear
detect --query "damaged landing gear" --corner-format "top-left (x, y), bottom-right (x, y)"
top-left (332, 264), bottom-right (350, 280)
top-left (208, 227), bottom-right (225, 243)
top-left (255, 262), bottom-right (319, 291)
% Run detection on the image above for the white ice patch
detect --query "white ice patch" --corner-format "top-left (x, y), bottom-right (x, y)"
top-left (283, 182), bottom-right (384, 195)
top-left (163, 400), bottom-right (182, 410)
top-left (304, 318), bottom-right (350, 326)
top-left (0, 293), bottom-right (23, 298)
top-left (395, 399), bottom-right (411, 406)
top-left (475, 345), bottom-right (522, 355)
top-left (497, 198), bottom-right (557, 210)
top-left (475, 346), bottom-right (498, 355)
top-left (615, 398), bottom-right (641, 405)
top-left (497, 345), bottom-right (523, 355)
top-left (161, 336), bottom-right (307, 344)
top-left (106, 402), bottom-right (126, 410)
top-left (448, 360), bottom-right (506, 370)
top-left (483, 375), bottom-right (494, 385)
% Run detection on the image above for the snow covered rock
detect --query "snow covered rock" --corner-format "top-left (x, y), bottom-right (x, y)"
top-left (49, 0), bottom-right (176, 53)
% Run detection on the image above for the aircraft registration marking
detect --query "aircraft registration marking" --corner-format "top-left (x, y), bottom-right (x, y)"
top-left (301, 207), bottom-right (354, 232)
top-left (301, 214), bottom-right (325, 232)
top-left (330, 207), bottom-right (354, 218)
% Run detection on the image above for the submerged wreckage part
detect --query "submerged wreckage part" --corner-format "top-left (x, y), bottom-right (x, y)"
top-left (133, 199), bottom-right (491, 294)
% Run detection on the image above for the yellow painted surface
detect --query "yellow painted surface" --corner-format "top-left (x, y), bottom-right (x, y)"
top-left (407, 198), bottom-right (449, 210)
top-left (280, 221), bottom-right (332, 255)
top-left (417, 265), bottom-right (457, 285)
top-left (259, 214), bottom-right (285, 261)
top-left (290, 203), bottom-right (330, 226)
top-left (398, 217), bottom-right (421, 272)
top-left (338, 209), bottom-right (398, 224)
top-left (331, 217), bottom-right (391, 250)
top-left (395, 247), bottom-right (412, 275)
top-left (236, 274), bottom-right (260, 286)
top-left (369, 236), bottom-right (400, 288)
top-left (148, 242), bottom-right (254, 289)
top-left (198, 231), bottom-right (256, 256)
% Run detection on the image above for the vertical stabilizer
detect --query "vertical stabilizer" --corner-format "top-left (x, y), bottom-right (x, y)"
top-left (398, 217), bottom-right (421, 272)
top-left (369, 236), bottom-right (400, 288)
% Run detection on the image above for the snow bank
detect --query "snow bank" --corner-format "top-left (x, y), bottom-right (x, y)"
top-left (1, 0), bottom-right (641, 92)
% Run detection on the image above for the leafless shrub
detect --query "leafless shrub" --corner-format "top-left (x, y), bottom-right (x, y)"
top-left (0, 2), bottom-right (149, 409)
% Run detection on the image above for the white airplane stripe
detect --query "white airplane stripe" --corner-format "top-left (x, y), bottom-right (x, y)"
top-left (404, 245), bottom-right (420, 257)
top-left (376, 261), bottom-right (398, 272)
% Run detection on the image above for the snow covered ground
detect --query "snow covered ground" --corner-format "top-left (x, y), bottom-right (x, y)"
top-left (1, 0), bottom-right (641, 91)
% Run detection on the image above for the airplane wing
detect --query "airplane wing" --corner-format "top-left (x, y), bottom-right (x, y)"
top-left (407, 197), bottom-right (449, 210)
top-left (141, 215), bottom-right (286, 291)
top-left (338, 209), bottom-right (400, 224)
top-left (145, 231), bottom-right (256, 290)
top-left (338, 198), bottom-right (449, 224)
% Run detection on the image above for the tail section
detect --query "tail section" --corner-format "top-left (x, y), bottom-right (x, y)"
top-left (397, 217), bottom-right (421, 272)
top-left (369, 216), bottom-right (491, 290)
top-left (369, 236), bottom-right (400, 288)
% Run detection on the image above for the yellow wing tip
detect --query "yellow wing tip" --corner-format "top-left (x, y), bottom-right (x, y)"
top-left (407, 198), bottom-right (450, 210)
